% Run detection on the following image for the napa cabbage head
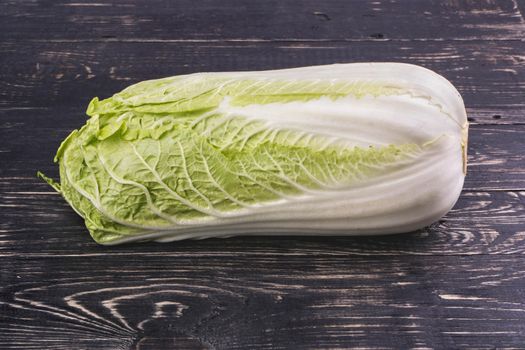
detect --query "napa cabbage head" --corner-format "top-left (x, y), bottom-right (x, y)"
top-left (40, 63), bottom-right (468, 244)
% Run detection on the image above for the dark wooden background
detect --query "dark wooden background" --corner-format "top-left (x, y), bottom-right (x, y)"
top-left (1, 0), bottom-right (525, 349)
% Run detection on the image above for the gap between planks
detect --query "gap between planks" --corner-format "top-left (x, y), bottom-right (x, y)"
top-left (16, 38), bottom-right (525, 44)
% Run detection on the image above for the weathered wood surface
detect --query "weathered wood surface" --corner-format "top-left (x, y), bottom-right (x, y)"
top-left (1, 188), bottom-right (524, 257)
top-left (2, 41), bottom-right (525, 124)
top-left (1, 0), bottom-right (525, 349)
top-left (2, 255), bottom-right (525, 349)
top-left (2, 0), bottom-right (524, 41)
top-left (2, 107), bottom-right (525, 188)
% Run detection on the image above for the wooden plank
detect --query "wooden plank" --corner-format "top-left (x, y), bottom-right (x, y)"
top-left (0, 187), bottom-right (524, 257)
top-left (1, 0), bottom-right (524, 41)
top-left (467, 107), bottom-right (525, 125)
top-left (2, 105), bottom-right (524, 190)
top-left (1, 254), bottom-right (525, 349)
top-left (0, 117), bottom-right (524, 256)
top-left (1, 41), bottom-right (524, 125)
top-left (1, 123), bottom-right (524, 256)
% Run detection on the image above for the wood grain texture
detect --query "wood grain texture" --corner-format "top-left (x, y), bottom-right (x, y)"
top-left (0, 188), bottom-right (524, 256)
top-left (1, 41), bottom-right (525, 125)
top-left (2, 255), bottom-right (525, 349)
top-left (2, 109), bottom-right (524, 190)
top-left (2, 0), bottom-right (525, 348)
top-left (1, 0), bottom-right (524, 41)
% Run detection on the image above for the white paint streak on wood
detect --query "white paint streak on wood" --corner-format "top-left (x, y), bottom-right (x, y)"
top-left (438, 294), bottom-right (494, 301)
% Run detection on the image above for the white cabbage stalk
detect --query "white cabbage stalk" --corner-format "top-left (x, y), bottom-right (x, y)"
top-left (40, 63), bottom-right (468, 245)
